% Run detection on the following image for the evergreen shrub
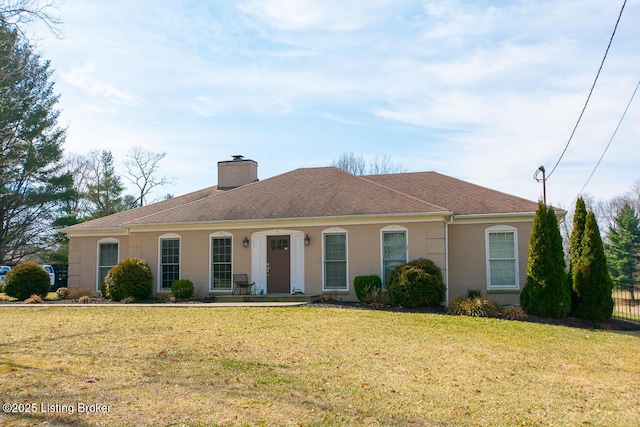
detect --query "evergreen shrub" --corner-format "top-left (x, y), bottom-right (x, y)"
top-left (103, 258), bottom-right (153, 302)
top-left (353, 275), bottom-right (383, 303)
top-left (573, 210), bottom-right (614, 321)
top-left (171, 279), bottom-right (194, 299)
top-left (3, 262), bottom-right (51, 300)
top-left (387, 258), bottom-right (446, 308)
top-left (520, 202), bottom-right (570, 318)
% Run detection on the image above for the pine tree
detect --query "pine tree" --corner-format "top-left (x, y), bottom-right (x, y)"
top-left (85, 150), bottom-right (126, 218)
top-left (607, 203), bottom-right (640, 301)
top-left (520, 202), bottom-right (570, 317)
top-left (573, 210), bottom-right (614, 321)
top-left (0, 24), bottom-right (72, 262)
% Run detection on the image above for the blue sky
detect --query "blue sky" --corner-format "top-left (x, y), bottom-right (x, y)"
top-left (29, 0), bottom-right (639, 210)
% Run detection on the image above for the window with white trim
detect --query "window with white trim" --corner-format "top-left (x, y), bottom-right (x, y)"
top-left (323, 231), bottom-right (347, 291)
top-left (97, 239), bottom-right (118, 289)
top-left (382, 227), bottom-right (407, 283)
top-left (211, 235), bottom-right (232, 291)
top-left (160, 236), bottom-right (180, 290)
top-left (486, 225), bottom-right (519, 290)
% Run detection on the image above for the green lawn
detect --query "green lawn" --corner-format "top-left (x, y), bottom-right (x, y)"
top-left (0, 306), bottom-right (638, 426)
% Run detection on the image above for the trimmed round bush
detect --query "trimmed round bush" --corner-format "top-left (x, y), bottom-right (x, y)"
top-left (103, 258), bottom-right (153, 302)
top-left (4, 262), bottom-right (51, 300)
top-left (354, 275), bottom-right (382, 303)
top-left (387, 258), bottom-right (446, 308)
top-left (171, 279), bottom-right (194, 299)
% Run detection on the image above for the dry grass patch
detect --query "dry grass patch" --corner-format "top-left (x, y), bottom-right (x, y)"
top-left (0, 306), bottom-right (638, 426)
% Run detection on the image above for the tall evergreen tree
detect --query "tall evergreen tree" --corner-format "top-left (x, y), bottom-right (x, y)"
top-left (85, 150), bottom-right (126, 218)
top-left (569, 198), bottom-right (588, 267)
top-left (0, 23), bottom-right (72, 262)
top-left (568, 197), bottom-right (588, 313)
top-left (607, 203), bottom-right (640, 301)
top-left (520, 202), bottom-right (570, 317)
top-left (573, 210), bottom-right (614, 321)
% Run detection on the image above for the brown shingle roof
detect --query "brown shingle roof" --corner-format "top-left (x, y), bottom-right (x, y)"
top-left (65, 185), bottom-right (222, 230)
top-left (125, 167), bottom-right (447, 226)
top-left (366, 171), bottom-right (539, 215)
top-left (65, 167), bottom-right (539, 232)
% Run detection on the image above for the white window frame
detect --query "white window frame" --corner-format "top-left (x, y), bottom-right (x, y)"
top-left (322, 228), bottom-right (348, 291)
top-left (96, 238), bottom-right (119, 291)
top-left (209, 232), bottom-right (233, 292)
top-left (485, 225), bottom-right (519, 290)
top-left (380, 225), bottom-right (408, 285)
top-left (158, 233), bottom-right (181, 292)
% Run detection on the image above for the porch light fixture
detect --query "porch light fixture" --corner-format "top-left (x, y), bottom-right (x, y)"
top-left (242, 237), bottom-right (250, 247)
top-left (304, 235), bottom-right (310, 246)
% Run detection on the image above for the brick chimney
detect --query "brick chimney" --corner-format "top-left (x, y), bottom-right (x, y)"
top-left (217, 155), bottom-right (258, 190)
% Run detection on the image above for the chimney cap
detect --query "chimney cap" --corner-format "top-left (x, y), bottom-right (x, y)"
top-left (232, 155), bottom-right (244, 161)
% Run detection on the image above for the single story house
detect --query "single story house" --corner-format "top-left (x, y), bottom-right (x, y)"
top-left (63, 156), bottom-right (543, 305)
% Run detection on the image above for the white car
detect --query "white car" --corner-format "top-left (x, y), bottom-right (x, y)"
top-left (41, 265), bottom-right (56, 289)
top-left (0, 266), bottom-right (11, 285)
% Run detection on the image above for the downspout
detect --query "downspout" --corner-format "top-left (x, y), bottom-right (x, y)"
top-left (443, 214), bottom-right (454, 306)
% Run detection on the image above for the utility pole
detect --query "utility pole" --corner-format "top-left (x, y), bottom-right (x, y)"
top-left (534, 166), bottom-right (546, 205)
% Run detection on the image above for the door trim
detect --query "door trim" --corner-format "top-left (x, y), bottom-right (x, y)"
top-left (251, 230), bottom-right (305, 294)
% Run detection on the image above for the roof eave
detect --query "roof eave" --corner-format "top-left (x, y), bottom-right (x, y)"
top-left (451, 210), bottom-right (562, 224)
top-left (121, 211), bottom-right (454, 232)
top-left (63, 227), bottom-right (130, 237)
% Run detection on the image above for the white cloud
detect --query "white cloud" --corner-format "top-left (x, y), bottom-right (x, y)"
top-left (61, 63), bottom-right (139, 106)
top-left (238, 0), bottom-right (396, 31)
top-left (28, 0), bottom-right (640, 206)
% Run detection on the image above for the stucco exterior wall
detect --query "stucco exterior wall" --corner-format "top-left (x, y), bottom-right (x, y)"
top-left (67, 235), bottom-right (130, 290)
top-left (301, 221), bottom-right (446, 301)
top-left (67, 219), bottom-right (535, 305)
top-left (447, 221), bottom-right (532, 305)
top-left (66, 220), bottom-right (447, 301)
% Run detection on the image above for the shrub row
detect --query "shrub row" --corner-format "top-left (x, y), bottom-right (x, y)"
top-left (98, 258), bottom-right (194, 301)
top-left (353, 260), bottom-right (528, 320)
top-left (354, 258), bottom-right (446, 308)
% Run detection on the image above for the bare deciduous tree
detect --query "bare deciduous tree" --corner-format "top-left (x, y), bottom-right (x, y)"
top-left (0, 0), bottom-right (62, 38)
top-left (123, 146), bottom-right (173, 207)
top-left (331, 152), bottom-right (404, 175)
top-left (368, 154), bottom-right (405, 175)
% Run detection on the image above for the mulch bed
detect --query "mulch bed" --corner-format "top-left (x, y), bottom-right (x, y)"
top-left (311, 300), bottom-right (640, 331)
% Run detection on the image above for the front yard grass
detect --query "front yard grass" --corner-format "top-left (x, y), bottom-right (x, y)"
top-left (0, 305), bottom-right (638, 426)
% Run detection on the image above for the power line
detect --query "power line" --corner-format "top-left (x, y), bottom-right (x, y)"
top-left (546, 0), bottom-right (627, 180)
top-left (575, 79), bottom-right (640, 199)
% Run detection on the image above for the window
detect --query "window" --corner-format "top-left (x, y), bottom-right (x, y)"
top-left (211, 236), bottom-right (232, 291)
top-left (486, 226), bottom-right (519, 290)
top-left (324, 232), bottom-right (347, 290)
top-left (160, 237), bottom-right (180, 290)
top-left (382, 228), bottom-right (407, 283)
top-left (98, 241), bottom-right (118, 289)
top-left (271, 238), bottom-right (289, 251)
